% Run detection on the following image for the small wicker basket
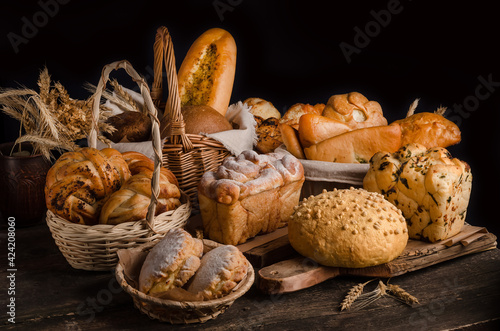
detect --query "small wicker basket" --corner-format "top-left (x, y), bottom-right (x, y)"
top-left (45, 60), bottom-right (191, 271)
top-left (151, 27), bottom-right (232, 210)
top-left (115, 239), bottom-right (255, 324)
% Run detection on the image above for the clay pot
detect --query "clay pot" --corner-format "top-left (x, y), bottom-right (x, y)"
top-left (0, 142), bottom-right (52, 227)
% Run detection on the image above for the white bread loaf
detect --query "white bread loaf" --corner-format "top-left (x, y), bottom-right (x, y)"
top-left (198, 150), bottom-right (305, 245)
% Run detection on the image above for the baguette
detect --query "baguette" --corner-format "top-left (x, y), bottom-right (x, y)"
top-left (303, 124), bottom-right (401, 163)
top-left (178, 28), bottom-right (237, 116)
top-left (298, 113), bottom-right (351, 148)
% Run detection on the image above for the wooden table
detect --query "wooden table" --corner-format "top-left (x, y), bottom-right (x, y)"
top-left (1, 221), bottom-right (500, 330)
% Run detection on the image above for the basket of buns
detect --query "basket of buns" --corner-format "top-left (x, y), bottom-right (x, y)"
top-left (115, 228), bottom-right (254, 324)
top-left (151, 27), bottom-right (238, 210)
top-left (45, 60), bottom-right (191, 271)
top-left (277, 93), bottom-right (462, 196)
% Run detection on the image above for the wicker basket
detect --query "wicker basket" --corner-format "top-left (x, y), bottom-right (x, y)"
top-left (151, 27), bottom-right (232, 210)
top-left (115, 239), bottom-right (255, 324)
top-left (45, 60), bottom-right (192, 271)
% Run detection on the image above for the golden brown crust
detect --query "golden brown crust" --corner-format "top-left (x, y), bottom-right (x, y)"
top-left (187, 245), bottom-right (248, 300)
top-left (322, 92), bottom-right (387, 130)
top-left (104, 111), bottom-right (152, 143)
top-left (303, 124), bottom-right (402, 163)
top-left (99, 152), bottom-right (181, 225)
top-left (244, 97), bottom-right (281, 120)
top-left (363, 143), bottom-right (472, 242)
top-left (44, 147), bottom-right (131, 225)
top-left (178, 28), bottom-right (237, 116)
top-left (139, 228), bottom-right (203, 295)
top-left (280, 103), bottom-right (324, 130)
top-left (198, 150), bottom-right (305, 245)
top-left (298, 113), bottom-right (351, 148)
top-left (392, 112), bottom-right (461, 148)
top-left (255, 117), bottom-right (283, 154)
top-left (288, 188), bottom-right (408, 268)
top-left (181, 105), bottom-right (233, 135)
top-left (279, 123), bottom-right (305, 159)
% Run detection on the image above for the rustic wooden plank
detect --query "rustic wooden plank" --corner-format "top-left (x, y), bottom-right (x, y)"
top-left (242, 234), bottom-right (296, 268)
top-left (2, 222), bottom-right (499, 330)
top-left (258, 228), bottom-right (497, 294)
top-left (2, 249), bottom-right (499, 330)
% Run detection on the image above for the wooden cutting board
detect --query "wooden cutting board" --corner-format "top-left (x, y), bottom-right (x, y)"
top-left (255, 225), bottom-right (497, 294)
top-left (185, 215), bottom-right (497, 295)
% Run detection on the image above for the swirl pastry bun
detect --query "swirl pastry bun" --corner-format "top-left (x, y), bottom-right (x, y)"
top-left (139, 228), bottom-right (203, 295)
top-left (44, 147), bottom-right (131, 225)
top-left (188, 245), bottom-right (248, 300)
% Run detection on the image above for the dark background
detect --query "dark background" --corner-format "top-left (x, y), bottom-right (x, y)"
top-left (1, 0), bottom-right (498, 234)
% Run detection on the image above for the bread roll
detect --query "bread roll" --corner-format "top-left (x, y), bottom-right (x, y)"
top-left (104, 110), bottom-right (152, 143)
top-left (178, 28), bottom-right (237, 116)
top-left (280, 103), bottom-right (324, 130)
top-left (288, 188), bottom-right (408, 268)
top-left (392, 112), bottom-right (461, 148)
top-left (182, 105), bottom-right (233, 135)
top-left (303, 124), bottom-right (401, 163)
top-left (187, 245), bottom-right (248, 300)
top-left (279, 123), bottom-right (305, 159)
top-left (244, 97), bottom-right (281, 120)
top-left (198, 150), bottom-right (305, 245)
top-left (44, 147), bottom-right (131, 225)
top-left (255, 117), bottom-right (283, 154)
top-left (322, 92), bottom-right (387, 130)
top-left (298, 113), bottom-right (351, 148)
top-left (363, 143), bottom-right (472, 242)
top-left (139, 228), bottom-right (203, 295)
top-left (99, 152), bottom-right (181, 225)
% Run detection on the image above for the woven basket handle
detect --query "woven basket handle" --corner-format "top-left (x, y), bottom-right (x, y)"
top-left (89, 60), bottom-right (162, 231)
top-left (152, 26), bottom-right (193, 151)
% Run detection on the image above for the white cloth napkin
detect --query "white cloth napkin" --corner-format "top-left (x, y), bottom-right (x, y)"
top-left (274, 145), bottom-right (369, 186)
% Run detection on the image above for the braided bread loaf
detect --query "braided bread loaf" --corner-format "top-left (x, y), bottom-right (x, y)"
top-left (99, 151), bottom-right (181, 225)
top-left (45, 148), bottom-right (131, 225)
top-left (198, 150), bottom-right (305, 245)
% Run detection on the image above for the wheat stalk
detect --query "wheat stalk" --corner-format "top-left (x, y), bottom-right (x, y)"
top-left (340, 279), bottom-right (375, 311)
top-left (0, 67), bottom-right (114, 159)
top-left (406, 98), bottom-right (420, 117)
top-left (340, 279), bottom-right (419, 311)
top-left (387, 283), bottom-right (419, 306)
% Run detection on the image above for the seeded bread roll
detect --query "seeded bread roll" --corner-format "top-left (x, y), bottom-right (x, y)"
top-left (288, 188), bottom-right (408, 268)
top-left (188, 245), bottom-right (248, 300)
top-left (139, 229), bottom-right (203, 295)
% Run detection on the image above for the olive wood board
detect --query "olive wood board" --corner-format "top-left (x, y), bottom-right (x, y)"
top-left (256, 225), bottom-right (497, 294)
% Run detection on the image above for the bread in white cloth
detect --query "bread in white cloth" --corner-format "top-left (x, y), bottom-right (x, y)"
top-left (187, 245), bottom-right (248, 300)
top-left (139, 228), bottom-right (203, 295)
top-left (288, 188), bottom-right (408, 268)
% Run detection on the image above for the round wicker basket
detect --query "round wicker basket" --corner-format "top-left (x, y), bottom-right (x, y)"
top-left (152, 27), bottom-right (232, 210)
top-left (45, 60), bottom-right (191, 271)
top-left (115, 239), bottom-right (255, 324)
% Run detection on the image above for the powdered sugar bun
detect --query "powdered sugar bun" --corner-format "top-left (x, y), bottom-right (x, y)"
top-left (187, 245), bottom-right (248, 300)
top-left (139, 228), bottom-right (203, 295)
